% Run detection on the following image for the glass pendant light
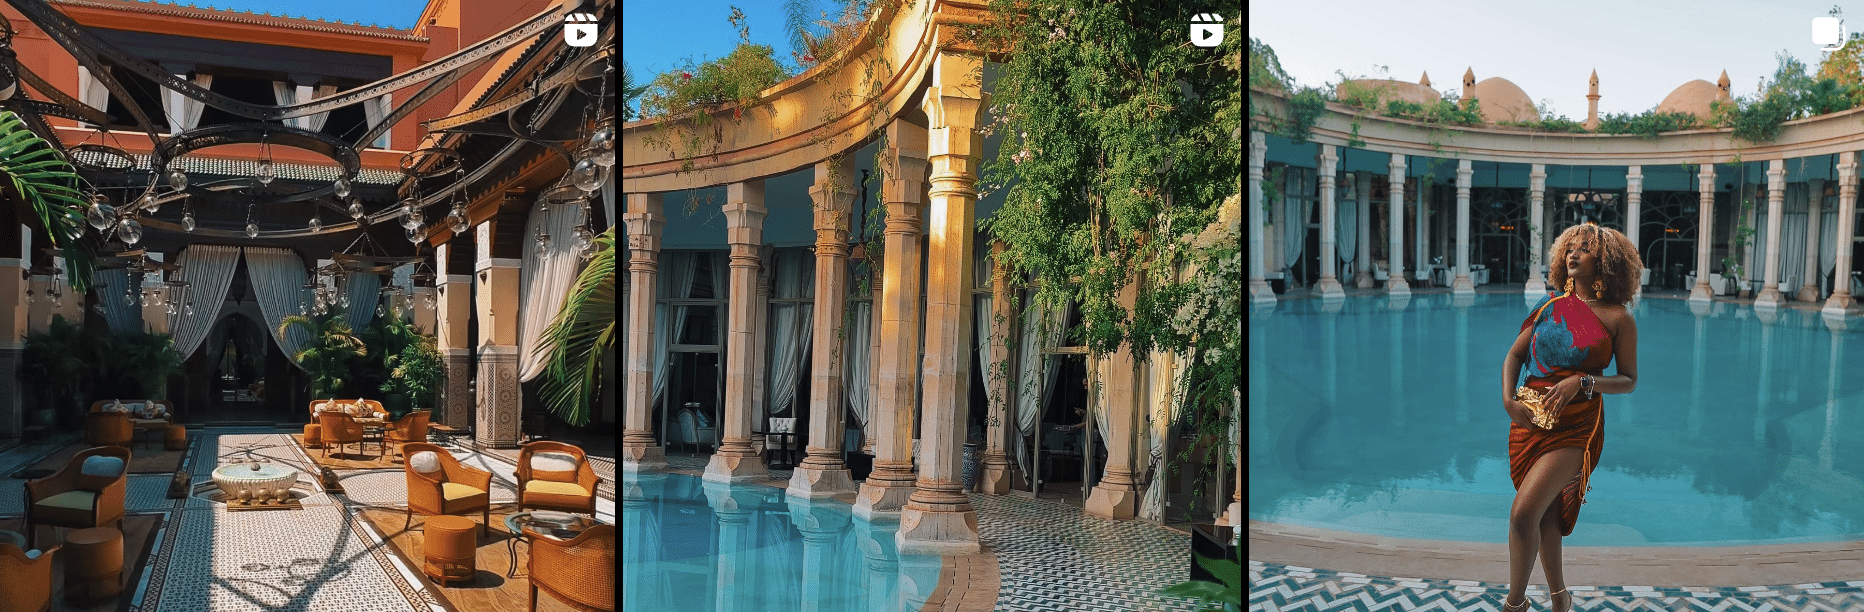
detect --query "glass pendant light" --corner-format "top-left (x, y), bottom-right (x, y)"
top-left (167, 168), bottom-right (188, 191)
top-left (571, 158), bottom-right (603, 192)
top-left (141, 192), bottom-right (159, 214)
top-left (116, 218), bottom-right (143, 245)
top-left (590, 126), bottom-right (615, 167)
top-left (334, 177), bottom-right (351, 199)
top-left (348, 198), bottom-right (365, 219)
top-left (309, 213), bottom-right (323, 233)
top-left (182, 213), bottom-right (196, 232)
top-left (86, 200), bottom-right (116, 231)
top-left (124, 291), bottom-right (135, 306)
top-left (184, 302), bottom-right (194, 317)
top-left (246, 222), bottom-right (259, 239)
top-left (449, 209), bottom-right (469, 234)
top-left (256, 159), bottom-right (275, 185)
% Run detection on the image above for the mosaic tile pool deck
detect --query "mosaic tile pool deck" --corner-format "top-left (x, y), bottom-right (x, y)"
top-left (1251, 560), bottom-right (1864, 611)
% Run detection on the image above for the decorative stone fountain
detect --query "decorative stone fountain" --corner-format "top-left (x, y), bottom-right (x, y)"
top-left (211, 453), bottom-right (301, 510)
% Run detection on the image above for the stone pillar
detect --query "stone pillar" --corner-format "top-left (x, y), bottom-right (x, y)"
top-left (852, 515), bottom-right (900, 612)
top-left (1416, 165), bottom-right (1431, 284)
top-left (1355, 171), bottom-right (1374, 288)
top-left (788, 496), bottom-right (853, 609)
top-left (1691, 165), bottom-right (1717, 303)
top-left (1315, 144), bottom-right (1344, 298)
top-left (855, 118), bottom-right (928, 520)
top-left (1086, 274), bottom-right (1144, 520)
top-left (1386, 154), bottom-right (1409, 294)
top-left (707, 182), bottom-right (770, 483)
top-left (474, 216), bottom-right (521, 449)
top-left (623, 193), bottom-right (669, 470)
top-left (619, 472), bottom-right (667, 612)
top-left (1452, 159), bottom-right (1474, 294)
top-left (1249, 131), bottom-right (1275, 304)
top-left (435, 242), bottom-right (474, 435)
top-left (896, 51), bottom-right (983, 555)
top-left (1626, 166), bottom-right (1643, 286)
top-left (1801, 178), bottom-right (1826, 303)
top-left (790, 157), bottom-right (858, 496)
top-left (750, 246), bottom-right (772, 456)
top-left (1527, 164), bottom-right (1548, 296)
top-left (1758, 160), bottom-right (1786, 307)
top-left (1826, 152), bottom-right (1858, 314)
top-left (978, 241), bottom-right (1014, 495)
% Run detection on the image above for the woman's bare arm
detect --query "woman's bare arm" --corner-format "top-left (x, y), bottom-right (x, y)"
top-left (1502, 325), bottom-right (1534, 402)
top-left (1594, 309), bottom-right (1637, 394)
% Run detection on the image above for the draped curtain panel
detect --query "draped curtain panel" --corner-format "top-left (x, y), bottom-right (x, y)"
top-left (519, 200), bottom-right (588, 381)
top-left (342, 272), bottom-right (382, 333)
top-left (161, 73), bottom-right (213, 134)
top-left (1282, 167), bottom-right (1311, 277)
top-left (78, 66), bottom-right (110, 126)
top-left (842, 299), bottom-right (873, 441)
top-left (363, 94), bottom-right (392, 149)
top-left (304, 84), bottom-right (338, 132)
top-left (1821, 203), bottom-right (1839, 281)
top-left (767, 250), bottom-right (814, 417)
top-left (601, 175), bottom-right (616, 230)
top-left (972, 293), bottom-right (993, 429)
top-left (244, 247), bottom-right (313, 370)
top-left (96, 268), bottom-right (142, 336)
top-left (1782, 184), bottom-right (1809, 293)
top-left (1012, 296), bottom-right (1067, 480)
top-left (1139, 352), bottom-right (1182, 522)
top-left (1337, 188), bottom-right (1357, 277)
top-left (168, 245), bottom-right (242, 359)
top-left (271, 82), bottom-right (298, 129)
top-left (651, 252), bottom-right (695, 406)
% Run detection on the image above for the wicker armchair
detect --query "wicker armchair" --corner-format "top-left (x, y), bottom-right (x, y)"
top-left (25, 445), bottom-right (129, 550)
top-left (318, 412), bottom-right (368, 459)
top-left (516, 441), bottom-right (599, 514)
top-left (0, 542), bottom-right (60, 612)
top-left (525, 524), bottom-right (615, 612)
top-left (384, 410), bottom-right (431, 463)
top-left (402, 443), bottom-right (492, 532)
top-left (84, 411), bottom-right (133, 449)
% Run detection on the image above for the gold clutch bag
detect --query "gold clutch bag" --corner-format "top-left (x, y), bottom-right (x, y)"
top-left (1515, 386), bottom-right (1558, 429)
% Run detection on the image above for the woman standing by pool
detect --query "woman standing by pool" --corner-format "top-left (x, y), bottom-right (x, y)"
top-left (1499, 222), bottom-right (1641, 612)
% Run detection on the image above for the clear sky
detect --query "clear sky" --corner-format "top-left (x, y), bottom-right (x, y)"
top-left (623, 1), bottom-right (836, 117)
top-left (181, 0), bottom-right (429, 29)
top-left (1251, 0), bottom-right (1856, 121)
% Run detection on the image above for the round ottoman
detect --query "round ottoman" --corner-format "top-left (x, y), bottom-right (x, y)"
top-left (424, 515), bottom-right (477, 586)
top-left (64, 526), bottom-right (123, 605)
top-left (164, 425), bottom-right (188, 451)
top-left (303, 424), bottom-right (324, 449)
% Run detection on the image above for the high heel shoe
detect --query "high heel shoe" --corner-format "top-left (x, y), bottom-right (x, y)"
top-left (1501, 595), bottom-right (1531, 612)
top-left (1548, 588), bottom-right (1570, 612)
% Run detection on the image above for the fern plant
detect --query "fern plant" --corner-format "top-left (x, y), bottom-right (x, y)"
top-left (278, 311), bottom-right (368, 399)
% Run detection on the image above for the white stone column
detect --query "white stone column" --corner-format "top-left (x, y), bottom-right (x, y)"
top-left (1527, 164), bottom-right (1548, 296)
top-left (855, 118), bottom-right (928, 521)
top-left (706, 182), bottom-right (770, 483)
top-left (1826, 152), bottom-right (1858, 314)
top-left (790, 156), bottom-right (858, 497)
top-left (852, 516), bottom-right (900, 612)
top-left (1626, 166), bottom-right (1643, 291)
top-left (1758, 160), bottom-right (1786, 307)
top-left (1086, 274), bottom-right (1144, 521)
top-left (788, 497), bottom-right (852, 609)
top-left (1386, 154), bottom-right (1409, 294)
top-left (1315, 144), bottom-right (1343, 298)
top-left (1355, 172), bottom-right (1374, 288)
top-left (1801, 178), bottom-right (1826, 302)
top-left (703, 482), bottom-right (763, 612)
top-left (623, 193), bottom-right (668, 471)
top-left (1691, 165), bottom-right (1717, 303)
top-left (1416, 165), bottom-right (1431, 284)
top-left (1249, 131), bottom-right (1275, 303)
top-left (896, 51), bottom-right (983, 555)
top-left (619, 472), bottom-right (667, 611)
top-left (978, 241), bottom-right (1014, 494)
top-left (1452, 159), bottom-right (1474, 294)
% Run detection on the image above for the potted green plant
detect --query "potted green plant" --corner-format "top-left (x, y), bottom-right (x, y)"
top-left (18, 314), bottom-right (88, 428)
top-left (360, 313), bottom-right (420, 417)
top-left (118, 331), bottom-right (185, 400)
top-left (278, 311), bottom-right (367, 399)
top-left (385, 333), bottom-right (445, 418)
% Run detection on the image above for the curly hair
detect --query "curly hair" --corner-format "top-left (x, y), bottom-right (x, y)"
top-left (1547, 223), bottom-right (1643, 305)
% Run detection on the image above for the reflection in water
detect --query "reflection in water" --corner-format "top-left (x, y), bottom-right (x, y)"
top-left (1249, 293), bottom-right (1864, 545)
top-left (621, 473), bottom-right (938, 612)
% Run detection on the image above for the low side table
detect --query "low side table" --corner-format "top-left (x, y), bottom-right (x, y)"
top-left (64, 526), bottom-right (124, 605)
top-left (424, 515), bottom-right (477, 587)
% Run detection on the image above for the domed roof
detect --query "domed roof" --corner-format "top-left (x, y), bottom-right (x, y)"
top-left (1656, 79), bottom-right (1726, 119)
top-left (1468, 77), bottom-right (1537, 123)
top-left (1337, 79), bottom-right (1441, 109)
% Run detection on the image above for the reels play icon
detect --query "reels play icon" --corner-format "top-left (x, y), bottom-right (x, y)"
top-left (563, 12), bottom-right (598, 48)
top-left (1190, 13), bottom-right (1224, 48)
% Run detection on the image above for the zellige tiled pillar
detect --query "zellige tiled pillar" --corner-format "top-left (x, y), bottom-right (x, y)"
top-left (1386, 154), bottom-right (1409, 294)
top-left (435, 242), bottom-right (475, 436)
top-left (1315, 144), bottom-right (1343, 298)
top-left (1691, 165), bottom-right (1717, 303)
top-left (623, 192), bottom-right (669, 471)
top-left (1801, 178), bottom-right (1826, 303)
top-left (1758, 160), bottom-right (1786, 307)
top-left (1452, 159), bottom-right (1474, 295)
top-left (707, 182), bottom-right (769, 483)
top-left (474, 214), bottom-right (521, 449)
top-left (897, 51), bottom-right (983, 555)
top-left (1826, 152), bottom-right (1858, 315)
top-left (854, 118), bottom-right (928, 520)
top-left (790, 157), bottom-right (858, 497)
top-left (978, 240), bottom-right (1014, 494)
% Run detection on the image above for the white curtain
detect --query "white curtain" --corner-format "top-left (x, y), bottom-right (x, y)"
top-left (1337, 182), bottom-right (1357, 278)
top-left (1140, 351), bottom-right (1183, 522)
top-left (519, 200), bottom-right (586, 381)
top-left (343, 272), bottom-right (382, 333)
top-left (272, 82), bottom-right (299, 129)
top-left (168, 245), bottom-right (241, 360)
top-left (161, 72), bottom-right (212, 134)
top-left (363, 94), bottom-right (392, 149)
top-left (1282, 167), bottom-right (1311, 277)
top-left (651, 252), bottom-right (696, 406)
top-left (303, 84), bottom-right (338, 132)
top-left (96, 268), bottom-right (142, 335)
top-left (842, 299), bottom-right (872, 442)
top-left (767, 250), bottom-right (814, 417)
top-left (601, 175), bottom-right (616, 230)
top-left (1012, 295), bottom-right (1067, 481)
top-left (244, 247), bottom-right (313, 370)
top-left (77, 66), bottom-right (110, 127)
top-left (1822, 203), bottom-right (1840, 291)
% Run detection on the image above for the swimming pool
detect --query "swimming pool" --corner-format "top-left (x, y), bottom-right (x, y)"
top-left (619, 473), bottom-right (944, 612)
top-left (1249, 292), bottom-right (1864, 546)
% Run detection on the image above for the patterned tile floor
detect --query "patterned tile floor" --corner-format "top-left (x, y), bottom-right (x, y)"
top-left (972, 493), bottom-right (1204, 612)
top-left (1251, 560), bottom-right (1864, 611)
top-left (0, 427), bottom-right (615, 612)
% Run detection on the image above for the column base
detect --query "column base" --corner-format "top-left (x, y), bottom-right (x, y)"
top-left (1248, 279), bottom-right (1276, 305)
top-left (896, 503), bottom-right (981, 555)
top-left (853, 477), bottom-right (917, 520)
top-left (1798, 285), bottom-right (1822, 303)
top-left (1755, 288), bottom-right (1783, 308)
top-left (1824, 291), bottom-right (1854, 315)
top-left (1315, 277), bottom-right (1345, 298)
top-left (788, 464), bottom-right (857, 498)
top-left (1451, 274), bottom-right (1474, 295)
top-left (1219, 501), bottom-right (1242, 528)
top-left (1084, 482), bottom-right (1141, 520)
top-left (1385, 277), bottom-right (1410, 294)
top-left (621, 445), bottom-right (667, 473)
top-left (1689, 281), bottom-right (1715, 303)
top-left (1524, 279), bottom-right (1546, 297)
top-left (977, 463), bottom-right (1012, 495)
top-left (704, 452), bottom-right (767, 483)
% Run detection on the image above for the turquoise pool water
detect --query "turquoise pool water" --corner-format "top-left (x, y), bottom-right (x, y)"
top-left (619, 473), bottom-right (943, 612)
top-left (1249, 292), bottom-right (1864, 546)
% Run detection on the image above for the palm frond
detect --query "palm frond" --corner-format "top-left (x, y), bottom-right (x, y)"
top-left (0, 111), bottom-right (95, 293)
top-left (534, 227), bottom-right (618, 427)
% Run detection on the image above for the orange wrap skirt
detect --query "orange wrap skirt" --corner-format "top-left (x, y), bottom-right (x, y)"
top-left (1509, 373), bottom-right (1605, 537)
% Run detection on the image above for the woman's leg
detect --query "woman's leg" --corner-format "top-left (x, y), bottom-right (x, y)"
top-left (1506, 447), bottom-right (1585, 607)
top-left (1539, 501), bottom-right (1569, 611)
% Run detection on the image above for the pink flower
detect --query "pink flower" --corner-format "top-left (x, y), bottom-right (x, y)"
top-left (680, 72), bottom-right (692, 80)
top-left (803, 55), bottom-right (816, 63)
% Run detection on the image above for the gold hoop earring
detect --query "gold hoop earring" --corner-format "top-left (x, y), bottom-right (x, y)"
top-left (1593, 279), bottom-right (1605, 295)
top-left (1566, 278), bottom-right (1574, 295)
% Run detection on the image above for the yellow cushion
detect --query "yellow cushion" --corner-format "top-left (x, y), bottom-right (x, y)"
top-left (523, 480), bottom-right (588, 497)
top-left (35, 490), bottom-right (96, 510)
top-left (439, 482), bottom-right (485, 501)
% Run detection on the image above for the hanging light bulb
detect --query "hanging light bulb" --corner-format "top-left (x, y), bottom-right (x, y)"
top-left (141, 192), bottom-right (160, 215)
top-left (184, 302), bottom-right (195, 317)
top-left (574, 226), bottom-right (594, 257)
top-left (334, 177), bottom-right (351, 198)
top-left (86, 200), bottom-right (116, 231)
top-left (182, 213), bottom-right (196, 232)
top-left (449, 209), bottom-right (469, 234)
top-left (256, 159), bottom-right (275, 185)
top-left (421, 291), bottom-right (435, 310)
top-left (376, 302), bottom-right (386, 317)
top-left (348, 198), bottom-right (365, 219)
top-left (571, 158), bottom-right (604, 192)
top-left (246, 222), bottom-right (259, 239)
top-left (167, 168), bottom-right (188, 191)
top-left (116, 218), bottom-right (143, 245)
top-left (338, 293), bottom-right (349, 308)
top-left (124, 291), bottom-right (135, 306)
top-left (166, 303), bottom-right (177, 315)
top-left (589, 126), bottom-right (615, 167)
top-left (309, 214), bottom-right (323, 232)
top-left (407, 224), bottom-right (424, 243)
